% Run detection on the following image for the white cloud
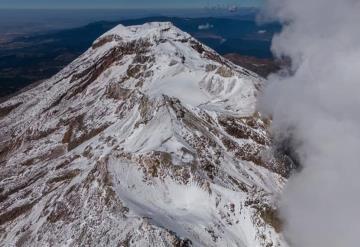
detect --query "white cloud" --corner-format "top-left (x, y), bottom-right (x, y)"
top-left (259, 0), bottom-right (360, 246)
top-left (198, 23), bottom-right (214, 30)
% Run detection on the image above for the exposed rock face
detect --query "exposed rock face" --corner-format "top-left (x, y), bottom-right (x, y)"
top-left (0, 22), bottom-right (289, 247)
top-left (224, 53), bottom-right (283, 78)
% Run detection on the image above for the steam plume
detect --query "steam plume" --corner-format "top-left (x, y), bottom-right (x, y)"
top-left (259, 0), bottom-right (360, 246)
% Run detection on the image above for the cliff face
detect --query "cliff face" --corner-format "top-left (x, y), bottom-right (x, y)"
top-left (0, 22), bottom-right (289, 247)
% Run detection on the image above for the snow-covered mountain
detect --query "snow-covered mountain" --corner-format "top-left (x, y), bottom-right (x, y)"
top-left (0, 22), bottom-right (290, 246)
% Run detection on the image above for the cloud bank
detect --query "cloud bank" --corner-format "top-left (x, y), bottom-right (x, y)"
top-left (259, 0), bottom-right (360, 246)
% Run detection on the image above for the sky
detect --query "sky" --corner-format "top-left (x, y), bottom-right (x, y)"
top-left (0, 0), bottom-right (263, 9)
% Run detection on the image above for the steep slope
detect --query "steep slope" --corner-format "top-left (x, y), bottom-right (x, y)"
top-left (0, 22), bottom-right (290, 247)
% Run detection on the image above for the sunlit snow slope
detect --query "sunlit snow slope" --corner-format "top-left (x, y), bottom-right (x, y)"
top-left (0, 22), bottom-right (290, 247)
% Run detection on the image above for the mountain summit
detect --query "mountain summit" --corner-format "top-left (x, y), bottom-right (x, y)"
top-left (0, 22), bottom-right (289, 246)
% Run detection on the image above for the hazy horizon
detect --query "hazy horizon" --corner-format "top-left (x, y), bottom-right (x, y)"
top-left (0, 7), bottom-right (260, 10)
top-left (0, 0), bottom-right (263, 9)
top-left (0, 8), bottom-right (260, 36)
